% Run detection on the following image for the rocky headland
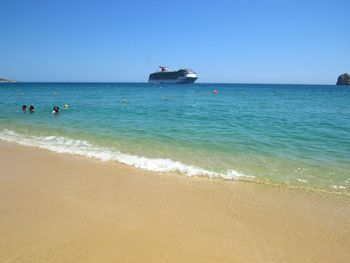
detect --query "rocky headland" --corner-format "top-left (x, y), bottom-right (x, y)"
top-left (336, 73), bottom-right (350, 85)
top-left (0, 78), bottom-right (17, 83)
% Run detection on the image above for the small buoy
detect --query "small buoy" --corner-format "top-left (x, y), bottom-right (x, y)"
top-left (213, 90), bottom-right (218, 94)
top-left (64, 104), bottom-right (69, 109)
top-left (122, 99), bottom-right (128, 104)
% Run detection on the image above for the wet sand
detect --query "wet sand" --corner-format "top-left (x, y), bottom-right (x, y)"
top-left (0, 140), bottom-right (349, 262)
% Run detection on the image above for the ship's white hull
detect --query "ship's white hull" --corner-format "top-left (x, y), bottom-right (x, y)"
top-left (149, 75), bottom-right (197, 84)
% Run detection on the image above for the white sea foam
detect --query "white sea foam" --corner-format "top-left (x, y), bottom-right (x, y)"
top-left (332, 185), bottom-right (347, 190)
top-left (297, 178), bottom-right (308, 183)
top-left (0, 129), bottom-right (247, 180)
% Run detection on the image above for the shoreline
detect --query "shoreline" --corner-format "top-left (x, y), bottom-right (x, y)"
top-left (1, 140), bottom-right (349, 262)
top-left (1, 128), bottom-right (348, 196)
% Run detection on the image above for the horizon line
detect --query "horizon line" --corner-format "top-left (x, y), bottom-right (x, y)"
top-left (0, 81), bottom-right (338, 86)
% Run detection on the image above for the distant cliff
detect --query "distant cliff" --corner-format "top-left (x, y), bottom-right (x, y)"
top-left (0, 78), bottom-right (17, 83)
top-left (336, 73), bottom-right (350, 85)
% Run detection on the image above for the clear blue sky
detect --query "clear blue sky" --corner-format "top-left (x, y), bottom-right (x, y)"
top-left (0, 0), bottom-right (349, 83)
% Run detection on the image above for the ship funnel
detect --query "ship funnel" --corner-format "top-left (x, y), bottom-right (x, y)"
top-left (159, 66), bottom-right (167, 72)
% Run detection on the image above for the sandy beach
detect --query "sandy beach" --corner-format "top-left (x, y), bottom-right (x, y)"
top-left (0, 140), bottom-right (349, 262)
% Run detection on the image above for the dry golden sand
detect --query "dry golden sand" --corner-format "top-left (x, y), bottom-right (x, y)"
top-left (0, 141), bottom-right (349, 262)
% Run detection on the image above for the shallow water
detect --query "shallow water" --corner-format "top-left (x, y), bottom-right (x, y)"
top-left (0, 82), bottom-right (349, 193)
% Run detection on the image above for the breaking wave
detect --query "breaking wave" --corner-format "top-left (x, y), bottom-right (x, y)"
top-left (0, 129), bottom-right (247, 180)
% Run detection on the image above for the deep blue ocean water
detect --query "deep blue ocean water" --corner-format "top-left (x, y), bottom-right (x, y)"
top-left (1, 83), bottom-right (349, 194)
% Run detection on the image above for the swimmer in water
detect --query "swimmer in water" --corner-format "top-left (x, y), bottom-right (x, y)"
top-left (22, 105), bottom-right (27, 111)
top-left (52, 106), bottom-right (59, 114)
top-left (29, 105), bottom-right (35, 113)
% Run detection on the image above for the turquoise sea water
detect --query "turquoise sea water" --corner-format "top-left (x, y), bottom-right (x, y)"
top-left (0, 83), bottom-right (349, 194)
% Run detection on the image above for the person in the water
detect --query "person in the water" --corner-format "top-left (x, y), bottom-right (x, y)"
top-left (22, 105), bottom-right (27, 111)
top-left (29, 105), bottom-right (35, 113)
top-left (52, 106), bottom-right (59, 114)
